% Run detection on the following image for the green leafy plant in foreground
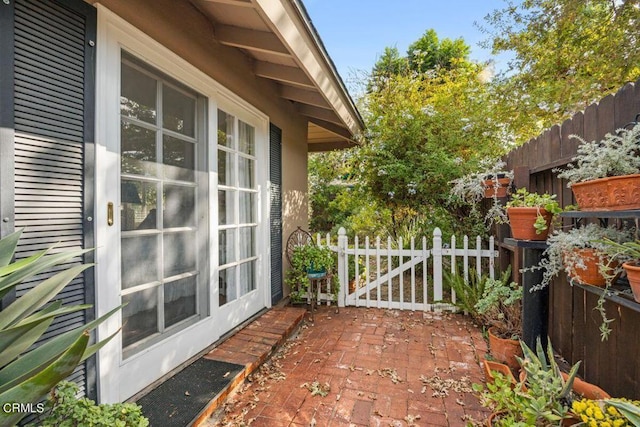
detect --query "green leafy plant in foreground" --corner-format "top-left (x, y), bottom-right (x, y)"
top-left (0, 229), bottom-right (120, 426)
top-left (27, 381), bottom-right (148, 427)
top-left (474, 337), bottom-right (580, 426)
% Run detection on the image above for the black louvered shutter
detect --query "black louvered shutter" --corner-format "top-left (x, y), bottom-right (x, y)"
top-left (270, 124), bottom-right (283, 305)
top-left (5, 0), bottom-right (97, 398)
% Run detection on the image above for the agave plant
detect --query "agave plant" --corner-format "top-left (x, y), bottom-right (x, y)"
top-left (517, 337), bottom-right (581, 405)
top-left (0, 229), bottom-right (119, 426)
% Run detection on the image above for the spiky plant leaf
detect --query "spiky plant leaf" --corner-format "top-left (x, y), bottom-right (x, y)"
top-left (0, 229), bottom-right (22, 268)
top-left (0, 332), bottom-right (88, 426)
top-left (0, 304), bottom-right (121, 394)
top-left (0, 248), bottom-right (90, 300)
top-left (0, 264), bottom-right (92, 330)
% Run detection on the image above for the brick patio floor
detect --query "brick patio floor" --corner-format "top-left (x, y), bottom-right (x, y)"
top-left (201, 305), bottom-right (491, 426)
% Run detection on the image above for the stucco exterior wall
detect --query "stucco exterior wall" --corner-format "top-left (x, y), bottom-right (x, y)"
top-left (86, 0), bottom-right (309, 292)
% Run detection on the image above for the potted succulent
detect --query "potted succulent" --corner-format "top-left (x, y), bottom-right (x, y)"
top-left (474, 267), bottom-right (523, 370)
top-left (599, 238), bottom-right (640, 303)
top-left (556, 122), bottom-right (640, 211)
top-left (504, 188), bottom-right (562, 240)
top-left (475, 338), bottom-right (581, 426)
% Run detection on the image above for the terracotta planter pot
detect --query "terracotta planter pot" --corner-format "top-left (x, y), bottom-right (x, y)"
top-left (488, 327), bottom-right (522, 370)
top-left (563, 248), bottom-right (617, 287)
top-left (623, 262), bottom-right (640, 303)
top-left (572, 174), bottom-right (640, 211)
top-left (507, 207), bottom-right (552, 241)
top-left (487, 411), bottom-right (579, 426)
top-left (561, 415), bottom-right (582, 426)
top-left (518, 370), bottom-right (610, 399)
top-left (571, 176), bottom-right (610, 211)
top-left (482, 359), bottom-right (516, 387)
top-left (483, 177), bottom-right (511, 198)
top-left (566, 373), bottom-right (610, 399)
top-left (485, 411), bottom-right (505, 427)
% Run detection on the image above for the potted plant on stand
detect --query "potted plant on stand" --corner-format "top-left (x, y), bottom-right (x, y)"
top-left (286, 243), bottom-right (336, 303)
top-left (474, 267), bottom-right (523, 370)
top-left (556, 121), bottom-right (640, 211)
top-left (504, 188), bottom-right (562, 241)
top-left (528, 224), bottom-right (634, 340)
top-left (532, 224), bottom-right (634, 290)
top-left (600, 238), bottom-right (640, 303)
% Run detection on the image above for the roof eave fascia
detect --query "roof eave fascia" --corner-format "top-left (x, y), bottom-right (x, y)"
top-left (251, 0), bottom-right (364, 135)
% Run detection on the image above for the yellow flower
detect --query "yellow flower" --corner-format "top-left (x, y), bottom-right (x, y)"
top-left (607, 405), bottom-right (620, 416)
top-left (601, 422), bottom-right (611, 427)
top-left (613, 419), bottom-right (625, 427)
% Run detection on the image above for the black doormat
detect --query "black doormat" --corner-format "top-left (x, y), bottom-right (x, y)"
top-left (136, 358), bottom-right (244, 427)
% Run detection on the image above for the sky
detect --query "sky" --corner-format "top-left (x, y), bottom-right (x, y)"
top-left (303, 0), bottom-right (513, 90)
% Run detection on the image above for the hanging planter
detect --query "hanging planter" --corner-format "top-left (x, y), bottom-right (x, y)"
top-left (483, 175), bottom-right (512, 199)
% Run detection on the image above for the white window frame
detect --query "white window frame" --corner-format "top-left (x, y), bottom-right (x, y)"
top-left (95, 5), bottom-right (270, 402)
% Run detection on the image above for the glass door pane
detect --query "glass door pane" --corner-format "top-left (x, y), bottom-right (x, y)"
top-left (120, 54), bottom-right (204, 357)
top-left (217, 110), bottom-right (258, 305)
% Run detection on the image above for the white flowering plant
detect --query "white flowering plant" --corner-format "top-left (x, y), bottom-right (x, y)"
top-left (450, 159), bottom-right (513, 205)
top-left (556, 122), bottom-right (640, 186)
top-left (449, 159), bottom-right (513, 226)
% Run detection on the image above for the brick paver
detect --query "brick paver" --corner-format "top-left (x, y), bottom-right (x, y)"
top-left (203, 306), bottom-right (490, 426)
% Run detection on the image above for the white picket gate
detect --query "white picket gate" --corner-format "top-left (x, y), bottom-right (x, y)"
top-left (315, 227), bottom-right (498, 312)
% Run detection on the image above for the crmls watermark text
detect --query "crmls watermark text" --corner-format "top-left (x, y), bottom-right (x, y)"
top-left (2, 402), bottom-right (45, 414)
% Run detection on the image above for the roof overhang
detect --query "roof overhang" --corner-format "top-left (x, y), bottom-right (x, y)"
top-left (190, 0), bottom-right (364, 151)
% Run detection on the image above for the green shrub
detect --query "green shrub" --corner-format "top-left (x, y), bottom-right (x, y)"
top-left (28, 381), bottom-right (148, 427)
top-left (443, 268), bottom-right (489, 319)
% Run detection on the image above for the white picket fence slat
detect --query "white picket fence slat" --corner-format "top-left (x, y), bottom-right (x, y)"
top-left (316, 227), bottom-right (498, 312)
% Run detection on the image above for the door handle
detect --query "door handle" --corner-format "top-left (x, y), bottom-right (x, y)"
top-left (107, 202), bottom-right (114, 226)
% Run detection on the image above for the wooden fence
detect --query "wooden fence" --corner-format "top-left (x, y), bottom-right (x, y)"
top-left (501, 78), bottom-right (640, 399)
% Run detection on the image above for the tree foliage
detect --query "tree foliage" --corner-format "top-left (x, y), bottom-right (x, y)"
top-left (309, 3), bottom-right (640, 239)
top-left (481, 0), bottom-right (640, 143)
top-left (358, 45), bottom-right (512, 238)
top-left (407, 29), bottom-right (471, 73)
